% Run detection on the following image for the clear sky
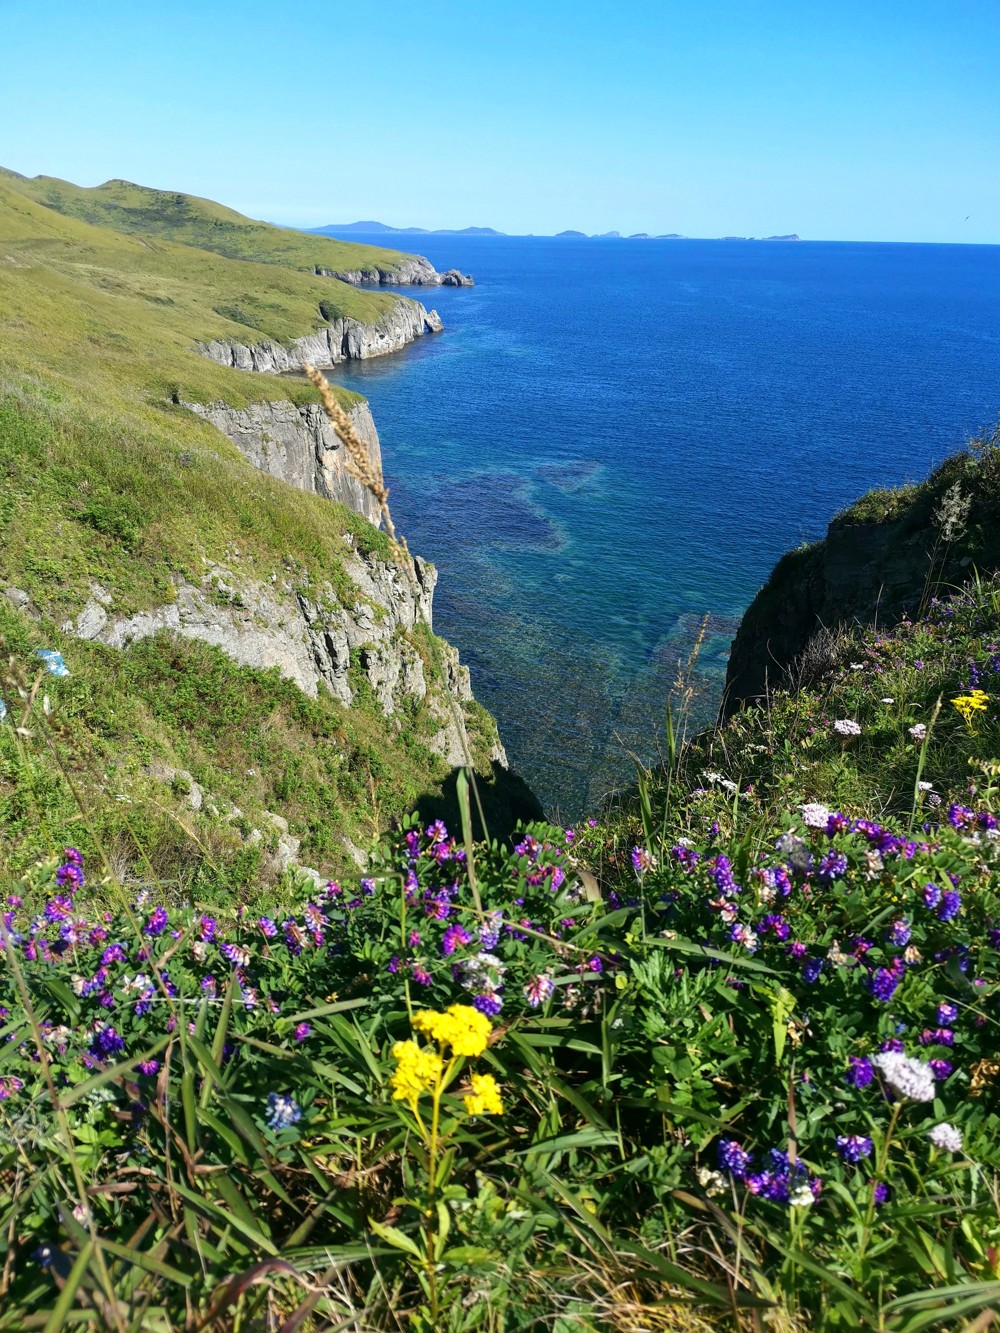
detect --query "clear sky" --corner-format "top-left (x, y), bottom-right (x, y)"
top-left (2, 0), bottom-right (998, 242)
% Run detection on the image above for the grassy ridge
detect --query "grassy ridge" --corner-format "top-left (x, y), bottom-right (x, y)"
top-left (1, 166), bottom-right (428, 277)
top-left (0, 173), bottom-right (507, 882)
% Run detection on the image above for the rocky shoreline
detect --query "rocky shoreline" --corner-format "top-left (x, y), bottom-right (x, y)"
top-left (315, 254), bottom-right (474, 286)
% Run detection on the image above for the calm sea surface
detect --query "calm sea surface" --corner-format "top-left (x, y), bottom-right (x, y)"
top-left (327, 237), bottom-right (1000, 818)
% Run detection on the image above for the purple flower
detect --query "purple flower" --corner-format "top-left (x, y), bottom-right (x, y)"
top-left (90, 1026), bottom-right (125, 1060)
top-left (631, 846), bottom-right (655, 875)
top-left (258, 916), bottom-right (278, 937)
top-left (441, 923), bottom-right (472, 956)
top-left (788, 941), bottom-right (808, 960)
top-left (411, 964), bottom-right (432, 985)
top-left (137, 1059), bottom-right (160, 1076)
top-left (836, 1134), bottom-right (873, 1163)
top-left (101, 943), bottom-right (127, 965)
top-left (266, 1092), bottom-right (302, 1132)
top-left (937, 1002), bottom-right (958, 1024)
top-left (922, 883), bottom-right (942, 909)
top-left (293, 1023), bottom-right (310, 1042)
top-left (881, 1038), bottom-right (905, 1053)
top-left (948, 803), bottom-right (975, 830)
top-left (873, 1182), bottom-right (891, 1205)
top-left (819, 851), bottom-right (848, 882)
top-left (718, 1139), bottom-right (752, 1179)
top-left (524, 973), bottom-right (555, 1008)
top-left (426, 820), bottom-right (448, 843)
top-left (929, 1058), bottom-right (953, 1080)
top-left (846, 1057), bottom-right (875, 1089)
top-left (144, 906), bottom-right (168, 936)
top-left (709, 854), bottom-right (740, 897)
top-left (759, 914), bottom-right (790, 940)
top-left (919, 1027), bottom-right (954, 1047)
top-left (588, 955), bottom-right (604, 973)
top-left (869, 968), bottom-right (900, 1003)
top-left (938, 891), bottom-right (961, 923)
top-left (887, 919), bottom-right (911, 948)
top-left (802, 958), bottom-right (824, 984)
top-left (473, 992), bottom-right (503, 1017)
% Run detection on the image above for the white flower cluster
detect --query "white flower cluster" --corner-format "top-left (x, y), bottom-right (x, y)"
top-left (928, 1122), bottom-right (963, 1152)
top-left (799, 802), bottom-right (831, 830)
top-left (704, 771), bottom-right (739, 794)
top-left (833, 719), bottom-right (862, 737)
top-left (909, 723), bottom-right (927, 742)
top-left (871, 1051), bottom-right (936, 1102)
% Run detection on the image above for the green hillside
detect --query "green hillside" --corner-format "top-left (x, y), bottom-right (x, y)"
top-left (1, 166), bottom-right (427, 276)
top-left (0, 171), bottom-right (510, 885)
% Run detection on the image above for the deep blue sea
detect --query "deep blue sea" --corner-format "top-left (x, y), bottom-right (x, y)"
top-left (328, 237), bottom-right (1000, 818)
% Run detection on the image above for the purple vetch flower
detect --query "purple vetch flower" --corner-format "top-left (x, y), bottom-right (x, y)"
top-left (411, 964), bottom-right (432, 985)
top-left (265, 1092), bottom-right (302, 1132)
top-left (199, 915), bottom-right (217, 941)
top-left (938, 891), bottom-right (962, 923)
top-left (869, 968), bottom-right (900, 1003)
top-left (144, 906), bottom-right (169, 936)
top-left (524, 973), bottom-right (555, 1008)
top-left (90, 1026), bottom-right (125, 1060)
top-left (802, 957), bottom-right (824, 984)
top-left (788, 941), bottom-right (808, 960)
top-left (759, 914), bottom-right (790, 940)
top-left (293, 1023), bottom-right (310, 1042)
top-left (426, 820), bottom-right (448, 843)
top-left (929, 1058), bottom-right (953, 1080)
top-left (922, 883), bottom-right (942, 909)
top-left (473, 992), bottom-right (503, 1017)
top-left (257, 916), bottom-right (278, 937)
top-left (587, 955), bottom-right (604, 973)
top-left (220, 941), bottom-right (250, 968)
top-left (836, 1135), bottom-right (873, 1163)
top-left (846, 1057), bottom-right (875, 1089)
top-left (887, 919), bottom-right (911, 948)
top-left (101, 943), bottom-right (127, 965)
top-left (631, 846), bottom-right (655, 876)
top-left (873, 1182), bottom-right (891, 1205)
top-left (717, 1139), bottom-right (752, 1179)
top-left (480, 910), bottom-right (503, 949)
top-left (948, 803), bottom-right (975, 830)
top-left (137, 1060), bottom-right (160, 1076)
top-left (881, 1038), bottom-right (905, 1054)
top-left (937, 1002), bottom-right (958, 1024)
top-left (818, 850), bottom-right (848, 883)
top-left (441, 923), bottom-right (472, 956)
top-left (918, 1027), bottom-right (954, 1047)
top-left (710, 854), bottom-right (740, 897)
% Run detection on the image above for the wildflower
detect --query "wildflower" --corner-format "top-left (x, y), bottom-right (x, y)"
top-left (137, 1060), bottom-right (159, 1076)
top-left (818, 850), bottom-right (848, 882)
top-left (869, 968), bottom-right (900, 1003)
top-left (800, 802), bottom-right (831, 830)
top-left (789, 1182), bottom-right (816, 1207)
top-left (473, 992), bottom-right (503, 1017)
top-left (294, 1022), bottom-right (311, 1042)
top-left (938, 890), bottom-right (962, 922)
top-left (426, 819), bottom-right (448, 843)
top-left (37, 649), bottom-right (70, 677)
top-left (951, 690), bottom-right (989, 730)
top-left (257, 916), bottom-right (278, 937)
top-left (922, 883), bottom-right (942, 909)
top-left (937, 1002), bottom-right (958, 1024)
top-left (412, 1004), bottom-right (492, 1057)
top-left (729, 922), bottom-right (759, 952)
top-left (929, 1058), bottom-right (953, 1080)
top-left (265, 1092), bottom-right (302, 1132)
top-left (718, 1139), bottom-right (752, 1178)
top-left (802, 957), bottom-right (823, 984)
top-left (908, 723), bottom-right (927, 741)
top-left (144, 906), bottom-right (168, 936)
top-left (631, 846), bottom-right (656, 876)
top-left (833, 719), bottom-right (862, 737)
top-left (463, 1072), bottom-right (504, 1116)
top-left (846, 1056), bottom-right (875, 1089)
top-left (524, 973), bottom-right (555, 1007)
top-left (480, 909), bottom-right (503, 949)
top-left (871, 1051), bottom-right (936, 1102)
top-left (928, 1122), bottom-right (962, 1152)
top-left (887, 919), bottom-right (911, 948)
top-left (220, 941), bottom-right (250, 967)
top-left (411, 964), bottom-right (432, 985)
top-left (0, 1075), bottom-right (24, 1099)
top-left (90, 1026), bottom-right (125, 1060)
top-left (441, 923), bottom-right (472, 956)
top-left (836, 1135), bottom-right (873, 1162)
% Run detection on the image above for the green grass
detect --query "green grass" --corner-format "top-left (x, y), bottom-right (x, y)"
top-left (1, 165), bottom-right (429, 279)
top-left (0, 170), bottom-right (506, 881)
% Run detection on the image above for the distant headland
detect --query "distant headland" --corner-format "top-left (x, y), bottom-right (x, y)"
top-left (313, 222), bottom-right (802, 242)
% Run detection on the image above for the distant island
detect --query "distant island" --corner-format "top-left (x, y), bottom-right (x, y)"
top-left (315, 221), bottom-right (802, 242)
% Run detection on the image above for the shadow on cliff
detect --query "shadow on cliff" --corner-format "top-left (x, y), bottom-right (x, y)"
top-left (415, 762), bottom-right (545, 845)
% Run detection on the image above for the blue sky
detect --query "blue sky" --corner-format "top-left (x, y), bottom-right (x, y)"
top-left (2, 0), bottom-right (998, 242)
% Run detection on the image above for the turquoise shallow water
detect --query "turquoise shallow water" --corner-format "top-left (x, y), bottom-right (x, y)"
top-left (328, 237), bottom-right (1000, 818)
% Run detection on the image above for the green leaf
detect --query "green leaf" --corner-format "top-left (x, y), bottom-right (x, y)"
top-left (368, 1219), bottom-right (423, 1260)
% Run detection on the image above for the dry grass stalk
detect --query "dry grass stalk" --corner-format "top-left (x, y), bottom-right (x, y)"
top-left (304, 363), bottom-right (411, 564)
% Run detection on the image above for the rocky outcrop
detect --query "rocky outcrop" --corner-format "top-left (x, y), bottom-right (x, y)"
top-left (186, 397), bottom-right (383, 525)
top-left (60, 553), bottom-right (503, 770)
top-left (315, 256), bottom-right (474, 287)
top-left (722, 447), bottom-right (1000, 717)
top-left (198, 298), bottom-right (442, 374)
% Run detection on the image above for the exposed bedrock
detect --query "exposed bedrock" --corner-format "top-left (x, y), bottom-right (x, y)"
top-left (315, 255), bottom-right (474, 286)
top-left (187, 397), bottom-right (383, 526)
top-left (198, 298), bottom-right (442, 375)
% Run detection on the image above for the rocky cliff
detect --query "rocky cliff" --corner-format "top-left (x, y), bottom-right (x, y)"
top-left (198, 297), bottom-right (442, 374)
top-left (315, 255), bottom-right (474, 287)
top-left (723, 442), bottom-right (1000, 716)
top-left (186, 397), bottom-right (384, 526)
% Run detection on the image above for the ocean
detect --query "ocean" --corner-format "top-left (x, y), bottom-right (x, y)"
top-left (327, 236), bottom-right (1000, 818)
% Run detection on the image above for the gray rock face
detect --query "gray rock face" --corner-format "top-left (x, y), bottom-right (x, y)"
top-left (198, 298), bottom-right (442, 375)
top-left (186, 398), bottom-right (383, 525)
top-left (315, 256), bottom-right (474, 287)
top-left (60, 551), bottom-right (495, 767)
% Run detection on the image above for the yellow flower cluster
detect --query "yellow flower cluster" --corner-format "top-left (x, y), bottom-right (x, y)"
top-left (389, 1039), bottom-right (443, 1111)
top-left (463, 1072), bottom-right (504, 1117)
top-left (412, 1004), bottom-right (492, 1057)
top-left (951, 689), bottom-right (990, 730)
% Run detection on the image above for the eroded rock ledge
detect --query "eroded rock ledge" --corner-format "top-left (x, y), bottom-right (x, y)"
top-left (198, 298), bottom-right (442, 375)
top-left (315, 255), bottom-right (474, 287)
top-left (187, 398), bottom-right (384, 526)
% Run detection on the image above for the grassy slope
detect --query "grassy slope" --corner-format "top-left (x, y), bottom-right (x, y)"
top-left (0, 176), bottom-right (504, 880)
top-left (1, 166), bottom-right (428, 277)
